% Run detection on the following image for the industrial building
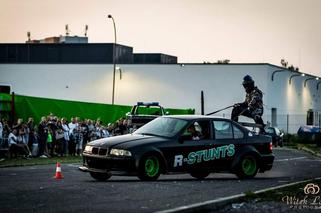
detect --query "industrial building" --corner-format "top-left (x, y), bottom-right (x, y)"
top-left (0, 38), bottom-right (320, 133)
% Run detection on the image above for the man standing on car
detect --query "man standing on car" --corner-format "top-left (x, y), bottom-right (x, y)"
top-left (231, 75), bottom-right (265, 133)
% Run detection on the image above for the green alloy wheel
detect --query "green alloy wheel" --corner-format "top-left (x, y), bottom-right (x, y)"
top-left (138, 155), bottom-right (161, 181)
top-left (236, 155), bottom-right (258, 179)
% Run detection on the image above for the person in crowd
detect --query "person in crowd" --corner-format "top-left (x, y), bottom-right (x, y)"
top-left (107, 123), bottom-right (114, 136)
top-left (68, 117), bottom-right (78, 156)
top-left (122, 119), bottom-right (129, 135)
top-left (2, 119), bottom-right (11, 143)
top-left (8, 128), bottom-right (31, 158)
top-left (55, 120), bottom-right (65, 157)
top-left (117, 118), bottom-right (127, 135)
top-left (112, 120), bottom-right (119, 136)
top-left (87, 119), bottom-right (96, 141)
top-left (101, 126), bottom-right (110, 138)
top-left (61, 118), bottom-right (70, 156)
top-left (74, 120), bottom-right (84, 156)
top-left (81, 119), bottom-right (89, 151)
top-left (46, 126), bottom-right (53, 157)
top-left (20, 121), bottom-right (29, 145)
top-left (27, 117), bottom-right (35, 151)
top-left (18, 122), bottom-right (33, 155)
top-left (95, 122), bottom-right (103, 139)
top-left (47, 115), bottom-right (58, 156)
top-left (38, 116), bottom-right (48, 158)
top-left (13, 118), bottom-right (23, 130)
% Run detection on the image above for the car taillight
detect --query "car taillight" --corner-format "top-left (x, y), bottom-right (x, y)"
top-left (269, 142), bottom-right (273, 152)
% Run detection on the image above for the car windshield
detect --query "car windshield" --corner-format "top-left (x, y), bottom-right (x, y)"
top-left (134, 117), bottom-right (188, 138)
top-left (135, 106), bottom-right (163, 115)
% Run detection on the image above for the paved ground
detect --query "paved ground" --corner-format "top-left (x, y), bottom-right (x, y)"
top-left (0, 148), bottom-right (321, 213)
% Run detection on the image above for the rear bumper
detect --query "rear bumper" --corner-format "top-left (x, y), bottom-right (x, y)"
top-left (259, 154), bottom-right (275, 172)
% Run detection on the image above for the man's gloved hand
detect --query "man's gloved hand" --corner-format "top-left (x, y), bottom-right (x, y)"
top-left (233, 103), bottom-right (240, 108)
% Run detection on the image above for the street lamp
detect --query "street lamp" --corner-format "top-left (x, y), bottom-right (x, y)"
top-left (271, 69), bottom-right (289, 81)
top-left (108, 14), bottom-right (117, 104)
top-left (317, 81), bottom-right (321, 90)
top-left (304, 77), bottom-right (318, 87)
top-left (289, 73), bottom-right (305, 84)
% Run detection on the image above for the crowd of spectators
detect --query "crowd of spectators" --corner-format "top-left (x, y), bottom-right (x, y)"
top-left (0, 114), bottom-right (131, 159)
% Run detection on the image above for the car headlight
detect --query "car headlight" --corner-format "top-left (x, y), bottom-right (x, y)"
top-left (110, 149), bottom-right (132, 157)
top-left (84, 145), bottom-right (93, 153)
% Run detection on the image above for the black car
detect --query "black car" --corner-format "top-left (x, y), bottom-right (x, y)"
top-left (80, 115), bottom-right (274, 181)
top-left (265, 127), bottom-right (284, 147)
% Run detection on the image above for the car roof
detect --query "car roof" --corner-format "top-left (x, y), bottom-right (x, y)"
top-left (163, 114), bottom-right (231, 121)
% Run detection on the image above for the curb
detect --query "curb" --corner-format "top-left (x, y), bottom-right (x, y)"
top-left (156, 177), bottom-right (321, 213)
top-left (298, 146), bottom-right (321, 158)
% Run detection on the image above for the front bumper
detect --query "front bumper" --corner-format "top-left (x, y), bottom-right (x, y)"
top-left (80, 153), bottom-right (136, 174)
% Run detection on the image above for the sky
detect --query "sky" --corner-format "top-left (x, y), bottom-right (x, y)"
top-left (1, 0), bottom-right (321, 76)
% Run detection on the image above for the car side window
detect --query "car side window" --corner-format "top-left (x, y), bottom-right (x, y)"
top-left (182, 120), bottom-right (211, 141)
top-left (213, 121), bottom-right (233, 139)
top-left (233, 124), bottom-right (244, 139)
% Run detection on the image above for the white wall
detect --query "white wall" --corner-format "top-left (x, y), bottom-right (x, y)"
top-left (265, 66), bottom-right (321, 132)
top-left (1, 63), bottom-right (320, 133)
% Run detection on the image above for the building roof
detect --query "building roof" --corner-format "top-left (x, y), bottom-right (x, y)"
top-left (0, 43), bottom-right (177, 64)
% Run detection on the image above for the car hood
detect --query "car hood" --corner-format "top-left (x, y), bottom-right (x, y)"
top-left (87, 134), bottom-right (167, 149)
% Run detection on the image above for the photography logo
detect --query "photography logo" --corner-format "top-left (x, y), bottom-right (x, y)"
top-left (304, 183), bottom-right (320, 195)
top-left (282, 183), bottom-right (321, 210)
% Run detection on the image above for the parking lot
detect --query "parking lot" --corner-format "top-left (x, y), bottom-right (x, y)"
top-left (1, 148), bottom-right (321, 213)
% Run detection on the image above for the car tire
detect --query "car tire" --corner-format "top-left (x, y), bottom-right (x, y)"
top-left (190, 171), bottom-right (210, 180)
top-left (90, 172), bottom-right (112, 181)
top-left (236, 155), bottom-right (259, 179)
top-left (138, 154), bottom-right (161, 181)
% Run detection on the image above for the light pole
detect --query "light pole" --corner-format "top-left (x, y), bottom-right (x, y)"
top-left (108, 14), bottom-right (117, 104)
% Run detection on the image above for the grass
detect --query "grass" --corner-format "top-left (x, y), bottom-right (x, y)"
top-left (297, 143), bottom-right (321, 154)
top-left (0, 156), bottom-right (82, 168)
top-left (256, 179), bottom-right (321, 202)
top-left (285, 142), bottom-right (321, 157)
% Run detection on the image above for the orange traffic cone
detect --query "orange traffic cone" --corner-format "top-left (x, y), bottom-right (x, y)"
top-left (54, 162), bottom-right (63, 179)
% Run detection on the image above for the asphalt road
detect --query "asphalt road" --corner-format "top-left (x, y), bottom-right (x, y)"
top-left (1, 148), bottom-right (321, 213)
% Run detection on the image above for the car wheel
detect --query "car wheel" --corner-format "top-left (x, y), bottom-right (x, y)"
top-left (190, 171), bottom-right (210, 180)
top-left (138, 155), bottom-right (161, 181)
top-left (236, 155), bottom-right (259, 179)
top-left (90, 172), bottom-right (112, 181)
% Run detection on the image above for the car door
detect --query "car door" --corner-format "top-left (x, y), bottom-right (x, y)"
top-left (210, 120), bottom-right (244, 170)
top-left (163, 119), bottom-right (213, 172)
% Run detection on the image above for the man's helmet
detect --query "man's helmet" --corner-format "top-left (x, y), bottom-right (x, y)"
top-left (242, 75), bottom-right (255, 90)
